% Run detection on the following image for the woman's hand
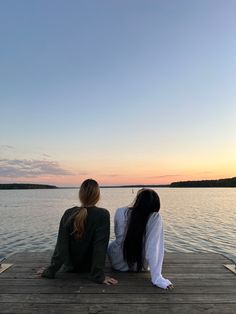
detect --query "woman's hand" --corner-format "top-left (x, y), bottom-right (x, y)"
top-left (103, 276), bottom-right (118, 285)
top-left (36, 267), bottom-right (45, 277)
top-left (166, 284), bottom-right (174, 290)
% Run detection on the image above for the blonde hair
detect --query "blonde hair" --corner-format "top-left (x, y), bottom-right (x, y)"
top-left (73, 179), bottom-right (100, 239)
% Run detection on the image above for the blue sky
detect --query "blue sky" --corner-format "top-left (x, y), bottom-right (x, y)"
top-left (0, 0), bottom-right (236, 185)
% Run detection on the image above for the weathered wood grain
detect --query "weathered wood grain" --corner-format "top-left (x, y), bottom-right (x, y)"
top-left (0, 303), bottom-right (236, 314)
top-left (0, 252), bottom-right (235, 314)
top-left (0, 278), bottom-right (235, 287)
top-left (1, 284), bottom-right (236, 294)
top-left (6, 251), bottom-right (230, 262)
top-left (1, 293), bottom-right (236, 304)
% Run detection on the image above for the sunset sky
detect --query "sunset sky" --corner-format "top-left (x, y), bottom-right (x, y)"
top-left (1, 0), bottom-right (236, 186)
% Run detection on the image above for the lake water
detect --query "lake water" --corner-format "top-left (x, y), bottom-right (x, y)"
top-left (0, 188), bottom-right (235, 262)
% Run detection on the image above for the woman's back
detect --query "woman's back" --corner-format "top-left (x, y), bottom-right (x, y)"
top-left (40, 179), bottom-right (117, 285)
top-left (42, 205), bottom-right (110, 283)
top-left (64, 206), bottom-right (110, 270)
top-left (108, 189), bottom-right (173, 289)
top-left (108, 206), bottom-right (162, 271)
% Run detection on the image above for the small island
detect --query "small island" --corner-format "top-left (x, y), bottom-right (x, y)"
top-left (0, 183), bottom-right (58, 190)
top-left (170, 177), bottom-right (236, 188)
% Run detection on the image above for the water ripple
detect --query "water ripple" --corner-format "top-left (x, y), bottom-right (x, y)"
top-left (0, 188), bottom-right (235, 263)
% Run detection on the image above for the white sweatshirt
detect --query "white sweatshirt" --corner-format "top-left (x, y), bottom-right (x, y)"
top-left (108, 207), bottom-right (172, 289)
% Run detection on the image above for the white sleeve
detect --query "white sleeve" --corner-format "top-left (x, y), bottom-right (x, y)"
top-left (114, 207), bottom-right (127, 244)
top-left (114, 208), bottom-right (119, 238)
top-left (145, 213), bottom-right (172, 289)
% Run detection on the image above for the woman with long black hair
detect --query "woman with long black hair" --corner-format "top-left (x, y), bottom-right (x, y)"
top-left (38, 179), bottom-right (117, 285)
top-left (108, 189), bottom-right (173, 289)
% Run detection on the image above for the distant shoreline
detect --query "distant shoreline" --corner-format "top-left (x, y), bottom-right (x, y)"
top-left (0, 184), bottom-right (58, 190)
top-left (170, 177), bottom-right (236, 188)
top-left (0, 177), bottom-right (236, 189)
top-left (0, 184), bottom-right (170, 190)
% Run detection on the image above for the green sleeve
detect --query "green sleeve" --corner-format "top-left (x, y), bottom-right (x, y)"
top-left (42, 211), bottom-right (71, 278)
top-left (90, 210), bottom-right (110, 283)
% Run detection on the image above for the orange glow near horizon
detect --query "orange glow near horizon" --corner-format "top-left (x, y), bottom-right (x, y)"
top-left (1, 150), bottom-right (236, 186)
top-left (3, 170), bottom-right (235, 187)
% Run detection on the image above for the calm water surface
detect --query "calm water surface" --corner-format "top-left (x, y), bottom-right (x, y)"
top-left (0, 188), bottom-right (235, 262)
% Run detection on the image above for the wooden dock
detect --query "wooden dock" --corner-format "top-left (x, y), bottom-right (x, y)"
top-left (0, 252), bottom-right (235, 313)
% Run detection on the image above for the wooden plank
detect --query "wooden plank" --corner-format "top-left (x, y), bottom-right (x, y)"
top-left (0, 284), bottom-right (236, 294)
top-left (0, 271), bottom-right (234, 280)
top-left (0, 278), bottom-right (235, 289)
top-left (4, 265), bottom-right (231, 275)
top-left (3, 249), bottom-right (235, 262)
top-left (0, 264), bottom-right (207, 272)
top-left (1, 260), bottom-right (233, 274)
top-left (0, 264), bottom-right (13, 274)
top-left (224, 264), bottom-right (236, 275)
top-left (0, 303), bottom-right (236, 314)
top-left (6, 251), bottom-right (230, 262)
top-left (7, 258), bottom-right (230, 265)
top-left (0, 293), bottom-right (236, 304)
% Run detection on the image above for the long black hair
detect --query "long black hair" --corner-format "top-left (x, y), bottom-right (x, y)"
top-left (123, 189), bottom-right (160, 271)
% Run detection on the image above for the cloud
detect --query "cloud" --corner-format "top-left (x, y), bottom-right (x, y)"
top-left (41, 153), bottom-right (51, 158)
top-left (104, 174), bottom-right (119, 177)
top-left (147, 174), bottom-right (182, 179)
top-left (198, 171), bottom-right (213, 174)
top-left (0, 145), bottom-right (14, 149)
top-left (0, 159), bottom-right (73, 178)
top-left (78, 172), bottom-right (89, 176)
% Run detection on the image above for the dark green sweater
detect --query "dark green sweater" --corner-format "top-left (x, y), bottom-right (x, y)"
top-left (42, 206), bottom-right (110, 283)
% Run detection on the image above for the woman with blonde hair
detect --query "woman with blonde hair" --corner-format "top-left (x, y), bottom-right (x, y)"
top-left (40, 179), bottom-right (117, 285)
top-left (108, 189), bottom-right (173, 289)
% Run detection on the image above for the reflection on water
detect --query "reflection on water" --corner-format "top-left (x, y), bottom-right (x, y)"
top-left (0, 188), bottom-right (235, 262)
